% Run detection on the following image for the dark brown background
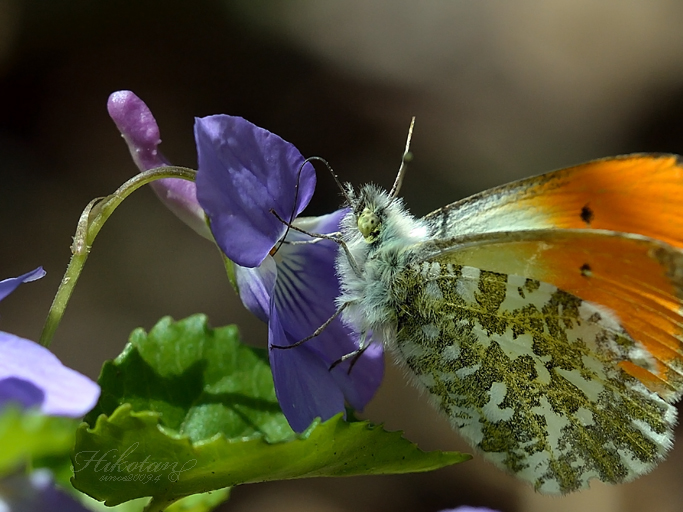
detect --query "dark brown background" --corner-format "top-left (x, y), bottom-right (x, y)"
top-left (2, 2), bottom-right (683, 511)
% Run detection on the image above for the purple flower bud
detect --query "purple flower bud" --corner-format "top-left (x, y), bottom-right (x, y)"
top-left (107, 91), bottom-right (211, 239)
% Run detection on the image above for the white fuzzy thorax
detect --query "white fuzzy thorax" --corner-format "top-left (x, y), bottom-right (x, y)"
top-left (335, 184), bottom-right (432, 347)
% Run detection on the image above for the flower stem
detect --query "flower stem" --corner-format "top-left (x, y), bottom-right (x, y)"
top-left (39, 166), bottom-right (197, 348)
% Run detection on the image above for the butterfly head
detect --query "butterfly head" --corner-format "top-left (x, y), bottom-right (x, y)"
top-left (341, 183), bottom-right (393, 245)
top-left (358, 208), bottom-right (380, 243)
top-left (341, 183), bottom-right (430, 251)
top-left (358, 206), bottom-right (381, 243)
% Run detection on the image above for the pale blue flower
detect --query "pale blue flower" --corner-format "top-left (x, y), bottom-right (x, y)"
top-left (0, 269), bottom-right (99, 417)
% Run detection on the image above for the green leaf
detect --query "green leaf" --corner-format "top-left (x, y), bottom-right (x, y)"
top-left (85, 314), bottom-right (293, 443)
top-left (73, 406), bottom-right (468, 506)
top-left (74, 315), bottom-right (470, 507)
top-left (0, 406), bottom-right (79, 477)
top-left (77, 489), bottom-right (229, 512)
top-left (77, 494), bottom-right (150, 512)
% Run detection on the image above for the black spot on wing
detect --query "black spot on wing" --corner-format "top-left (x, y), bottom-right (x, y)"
top-left (580, 204), bottom-right (594, 225)
top-left (580, 263), bottom-right (592, 277)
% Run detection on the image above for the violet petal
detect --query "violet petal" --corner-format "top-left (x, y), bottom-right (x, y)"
top-left (326, 339), bottom-right (384, 411)
top-left (233, 257), bottom-right (277, 324)
top-left (271, 210), bottom-right (384, 413)
top-left (195, 115), bottom-right (316, 267)
top-left (107, 90), bottom-right (211, 239)
top-left (0, 332), bottom-right (100, 418)
top-left (0, 469), bottom-right (91, 512)
top-left (0, 378), bottom-right (44, 410)
top-left (270, 210), bottom-right (348, 342)
top-left (149, 178), bottom-right (211, 240)
top-left (0, 268), bottom-right (45, 303)
top-left (268, 306), bottom-right (345, 432)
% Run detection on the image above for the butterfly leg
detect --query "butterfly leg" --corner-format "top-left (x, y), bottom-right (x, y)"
top-left (278, 238), bottom-right (330, 246)
top-left (270, 302), bottom-right (349, 350)
top-left (329, 331), bottom-right (372, 374)
top-left (269, 208), bottom-right (362, 277)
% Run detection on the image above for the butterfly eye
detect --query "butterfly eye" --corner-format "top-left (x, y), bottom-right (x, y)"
top-left (358, 208), bottom-right (380, 240)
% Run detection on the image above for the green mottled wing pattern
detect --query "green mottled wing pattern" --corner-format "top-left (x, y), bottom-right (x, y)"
top-left (390, 254), bottom-right (676, 494)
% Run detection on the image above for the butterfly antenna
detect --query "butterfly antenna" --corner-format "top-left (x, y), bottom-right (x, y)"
top-left (269, 156), bottom-right (362, 276)
top-left (389, 116), bottom-right (415, 199)
top-left (271, 158), bottom-right (311, 256)
top-left (305, 155), bottom-right (353, 205)
top-left (272, 155), bottom-right (342, 255)
top-left (270, 208), bottom-right (363, 277)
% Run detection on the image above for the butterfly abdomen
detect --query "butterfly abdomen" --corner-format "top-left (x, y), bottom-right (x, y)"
top-left (389, 257), bottom-right (676, 494)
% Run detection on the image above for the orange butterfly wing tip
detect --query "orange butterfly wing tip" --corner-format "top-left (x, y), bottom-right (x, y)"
top-left (443, 229), bottom-right (683, 400)
top-left (434, 154), bottom-right (683, 248)
top-left (538, 154), bottom-right (683, 248)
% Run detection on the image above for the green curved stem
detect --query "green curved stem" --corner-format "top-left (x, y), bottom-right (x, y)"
top-left (39, 166), bottom-right (197, 348)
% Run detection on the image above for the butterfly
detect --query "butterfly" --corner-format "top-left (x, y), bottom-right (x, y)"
top-left (331, 123), bottom-right (683, 494)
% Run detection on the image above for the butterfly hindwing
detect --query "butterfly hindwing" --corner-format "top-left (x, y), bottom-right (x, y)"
top-left (423, 229), bottom-right (683, 401)
top-left (391, 254), bottom-right (676, 494)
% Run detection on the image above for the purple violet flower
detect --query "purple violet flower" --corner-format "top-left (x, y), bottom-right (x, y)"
top-left (106, 91), bottom-right (384, 432)
top-left (195, 115), bottom-right (384, 431)
top-left (0, 469), bottom-right (91, 512)
top-left (0, 269), bottom-right (100, 417)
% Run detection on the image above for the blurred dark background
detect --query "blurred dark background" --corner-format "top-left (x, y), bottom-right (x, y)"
top-left (3, 1), bottom-right (683, 511)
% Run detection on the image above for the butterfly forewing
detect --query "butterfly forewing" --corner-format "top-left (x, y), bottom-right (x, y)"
top-left (391, 256), bottom-right (676, 494)
top-left (427, 154), bottom-right (683, 249)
